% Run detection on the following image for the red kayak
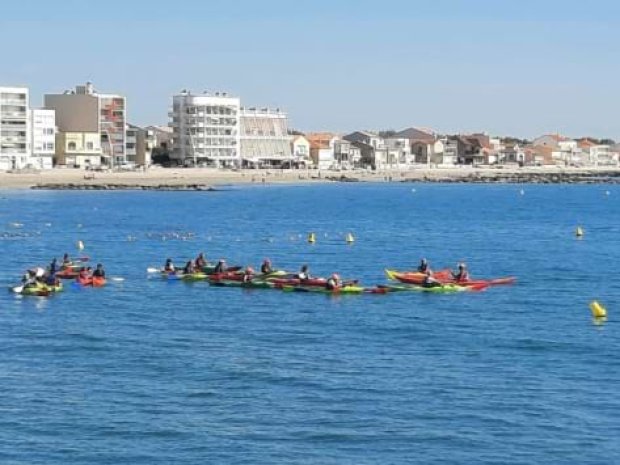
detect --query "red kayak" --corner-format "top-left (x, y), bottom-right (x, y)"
top-left (57, 268), bottom-right (79, 279)
top-left (386, 269), bottom-right (516, 287)
top-left (76, 276), bottom-right (106, 287)
top-left (269, 277), bottom-right (328, 287)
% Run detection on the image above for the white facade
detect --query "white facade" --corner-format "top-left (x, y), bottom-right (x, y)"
top-left (169, 91), bottom-right (240, 167)
top-left (239, 107), bottom-right (291, 166)
top-left (30, 108), bottom-right (55, 169)
top-left (0, 86), bottom-right (30, 170)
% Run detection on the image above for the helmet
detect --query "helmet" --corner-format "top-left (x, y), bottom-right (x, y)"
top-left (332, 273), bottom-right (340, 280)
top-left (301, 264), bottom-right (308, 271)
top-left (458, 263), bottom-right (466, 269)
top-left (421, 258), bottom-right (427, 263)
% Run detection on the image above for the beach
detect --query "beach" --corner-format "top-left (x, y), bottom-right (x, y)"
top-left (2, 165), bottom-right (620, 190)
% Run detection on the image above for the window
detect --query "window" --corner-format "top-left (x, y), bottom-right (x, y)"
top-left (86, 142), bottom-right (94, 150)
top-left (45, 128), bottom-right (54, 135)
top-left (68, 141), bottom-right (77, 151)
top-left (45, 143), bottom-right (54, 150)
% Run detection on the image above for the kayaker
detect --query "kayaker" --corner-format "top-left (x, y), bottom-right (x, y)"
top-left (45, 271), bottom-right (58, 286)
top-left (49, 258), bottom-right (58, 274)
top-left (195, 252), bottom-right (207, 269)
top-left (164, 258), bottom-right (176, 272)
top-left (62, 253), bottom-right (72, 266)
top-left (297, 264), bottom-right (311, 281)
top-left (452, 263), bottom-right (470, 282)
top-left (325, 273), bottom-right (342, 290)
top-left (182, 260), bottom-right (195, 275)
top-left (214, 259), bottom-right (227, 274)
top-left (422, 270), bottom-right (441, 288)
top-left (260, 259), bottom-right (273, 274)
top-left (242, 267), bottom-right (255, 283)
top-left (417, 258), bottom-right (431, 273)
top-left (93, 264), bottom-right (106, 278)
top-left (78, 267), bottom-right (90, 281)
top-left (22, 270), bottom-right (38, 289)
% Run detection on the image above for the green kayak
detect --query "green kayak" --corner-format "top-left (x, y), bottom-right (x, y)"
top-left (379, 284), bottom-right (468, 293)
top-left (209, 279), bottom-right (275, 289)
top-left (281, 285), bottom-right (386, 295)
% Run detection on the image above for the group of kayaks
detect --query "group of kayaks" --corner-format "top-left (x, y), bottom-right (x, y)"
top-left (150, 259), bottom-right (516, 296)
top-left (10, 256), bottom-right (107, 297)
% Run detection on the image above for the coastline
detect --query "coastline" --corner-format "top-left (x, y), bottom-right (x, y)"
top-left (1, 166), bottom-right (620, 190)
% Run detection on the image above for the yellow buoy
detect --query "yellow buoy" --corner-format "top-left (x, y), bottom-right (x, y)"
top-left (589, 301), bottom-right (607, 319)
top-left (346, 233), bottom-right (355, 244)
top-left (77, 240), bottom-right (85, 251)
top-left (575, 226), bottom-right (584, 237)
top-left (307, 232), bottom-right (316, 244)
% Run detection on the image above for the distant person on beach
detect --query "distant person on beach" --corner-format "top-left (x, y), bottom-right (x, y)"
top-left (452, 263), bottom-right (470, 282)
top-left (261, 259), bottom-right (272, 274)
top-left (417, 258), bottom-right (431, 273)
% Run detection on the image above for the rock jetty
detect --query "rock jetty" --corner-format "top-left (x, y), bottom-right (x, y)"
top-left (31, 183), bottom-right (217, 191)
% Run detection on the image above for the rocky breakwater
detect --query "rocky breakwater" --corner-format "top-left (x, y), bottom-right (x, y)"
top-left (405, 170), bottom-right (620, 184)
top-left (31, 183), bottom-right (217, 191)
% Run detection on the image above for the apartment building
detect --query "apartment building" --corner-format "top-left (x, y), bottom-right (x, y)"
top-left (239, 107), bottom-right (292, 166)
top-left (169, 90), bottom-right (240, 167)
top-left (0, 86), bottom-right (30, 170)
top-left (30, 108), bottom-right (56, 169)
top-left (45, 82), bottom-right (127, 167)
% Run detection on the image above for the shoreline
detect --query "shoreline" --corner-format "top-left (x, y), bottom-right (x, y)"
top-left (1, 166), bottom-right (620, 190)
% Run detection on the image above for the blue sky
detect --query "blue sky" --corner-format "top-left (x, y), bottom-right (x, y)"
top-left (2, 0), bottom-right (620, 139)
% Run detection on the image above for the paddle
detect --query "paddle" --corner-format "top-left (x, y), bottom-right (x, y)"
top-left (11, 285), bottom-right (24, 294)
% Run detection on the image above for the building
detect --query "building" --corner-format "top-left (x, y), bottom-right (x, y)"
top-left (334, 139), bottom-right (362, 169)
top-left (30, 108), bottom-right (56, 169)
top-left (146, 125), bottom-right (173, 151)
top-left (291, 135), bottom-right (310, 163)
top-left (55, 132), bottom-right (102, 167)
top-left (239, 107), bottom-right (292, 167)
top-left (45, 82), bottom-right (127, 167)
top-left (126, 124), bottom-right (156, 167)
top-left (306, 132), bottom-right (339, 169)
top-left (169, 90), bottom-right (240, 167)
top-left (0, 86), bottom-right (30, 170)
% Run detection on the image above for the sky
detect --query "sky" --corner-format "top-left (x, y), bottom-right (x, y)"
top-left (2, 0), bottom-right (620, 139)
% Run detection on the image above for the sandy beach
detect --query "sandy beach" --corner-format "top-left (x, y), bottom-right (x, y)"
top-left (1, 166), bottom-right (620, 190)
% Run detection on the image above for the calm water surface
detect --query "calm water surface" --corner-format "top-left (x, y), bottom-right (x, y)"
top-left (0, 183), bottom-right (618, 464)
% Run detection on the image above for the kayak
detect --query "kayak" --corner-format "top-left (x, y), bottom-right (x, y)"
top-left (11, 282), bottom-right (62, 296)
top-left (56, 268), bottom-right (79, 279)
top-left (281, 285), bottom-right (387, 295)
top-left (209, 279), bottom-right (275, 289)
top-left (208, 270), bottom-right (289, 282)
top-left (378, 283), bottom-right (487, 293)
top-left (76, 276), bottom-right (106, 287)
top-left (268, 277), bottom-right (329, 287)
top-left (159, 271), bottom-right (208, 281)
top-left (385, 269), bottom-right (516, 287)
top-left (201, 265), bottom-right (242, 275)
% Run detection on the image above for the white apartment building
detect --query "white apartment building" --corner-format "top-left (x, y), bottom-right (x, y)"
top-left (45, 82), bottom-right (127, 167)
top-left (239, 107), bottom-right (292, 166)
top-left (0, 86), bottom-right (30, 170)
top-left (30, 108), bottom-right (56, 169)
top-left (169, 91), bottom-right (240, 167)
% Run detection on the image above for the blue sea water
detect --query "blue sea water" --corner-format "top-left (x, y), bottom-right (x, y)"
top-left (0, 183), bottom-right (618, 464)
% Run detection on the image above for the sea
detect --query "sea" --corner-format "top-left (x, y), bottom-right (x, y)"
top-left (0, 183), bottom-right (618, 464)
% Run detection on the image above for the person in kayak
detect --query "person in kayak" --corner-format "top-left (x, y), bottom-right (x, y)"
top-left (164, 258), bottom-right (176, 272)
top-left (297, 264), bottom-right (311, 281)
top-left (93, 264), bottom-right (106, 278)
top-left (22, 270), bottom-right (38, 289)
top-left (49, 258), bottom-right (58, 274)
top-left (325, 273), bottom-right (342, 290)
top-left (417, 258), bottom-right (431, 273)
top-left (78, 267), bottom-right (90, 281)
top-left (62, 253), bottom-right (72, 267)
top-left (242, 267), bottom-right (255, 283)
top-left (422, 270), bottom-right (441, 288)
top-left (182, 260), bottom-right (195, 275)
top-left (195, 252), bottom-right (207, 269)
top-left (452, 263), bottom-right (470, 282)
top-left (260, 259), bottom-right (273, 274)
top-left (45, 270), bottom-right (58, 286)
top-left (214, 259), bottom-right (227, 274)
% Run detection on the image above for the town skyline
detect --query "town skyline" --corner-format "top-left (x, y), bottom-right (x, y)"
top-left (3, 0), bottom-right (620, 140)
